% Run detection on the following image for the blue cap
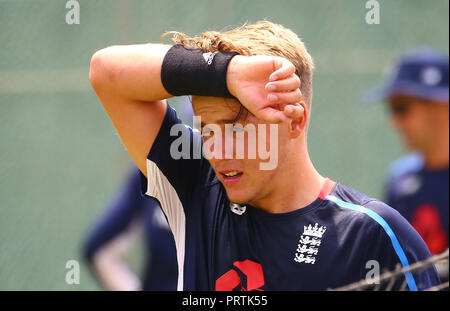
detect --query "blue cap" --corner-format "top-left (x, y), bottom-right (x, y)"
top-left (364, 48), bottom-right (449, 104)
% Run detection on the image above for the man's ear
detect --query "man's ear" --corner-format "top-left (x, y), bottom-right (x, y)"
top-left (289, 102), bottom-right (308, 138)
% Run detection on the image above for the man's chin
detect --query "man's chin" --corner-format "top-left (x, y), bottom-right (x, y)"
top-left (224, 188), bottom-right (252, 205)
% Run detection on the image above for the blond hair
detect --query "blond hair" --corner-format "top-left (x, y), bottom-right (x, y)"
top-left (162, 21), bottom-right (314, 108)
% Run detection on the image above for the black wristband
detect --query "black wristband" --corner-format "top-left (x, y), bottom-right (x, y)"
top-left (161, 44), bottom-right (238, 98)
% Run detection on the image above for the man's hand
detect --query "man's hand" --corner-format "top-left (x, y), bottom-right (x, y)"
top-left (226, 55), bottom-right (304, 123)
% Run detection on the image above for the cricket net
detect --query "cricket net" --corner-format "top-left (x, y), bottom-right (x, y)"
top-left (330, 249), bottom-right (449, 291)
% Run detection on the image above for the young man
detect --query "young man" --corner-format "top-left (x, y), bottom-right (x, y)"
top-left (89, 21), bottom-right (439, 290)
top-left (368, 49), bottom-right (449, 280)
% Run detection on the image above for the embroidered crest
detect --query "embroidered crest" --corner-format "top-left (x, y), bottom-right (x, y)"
top-left (294, 223), bottom-right (326, 264)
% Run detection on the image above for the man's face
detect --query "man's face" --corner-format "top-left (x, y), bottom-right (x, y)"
top-left (192, 96), bottom-right (292, 205)
top-left (388, 95), bottom-right (448, 151)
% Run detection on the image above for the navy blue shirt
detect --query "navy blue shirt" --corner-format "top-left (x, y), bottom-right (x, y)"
top-left (84, 167), bottom-right (178, 290)
top-left (141, 105), bottom-right (440, 291)
top-left (386, 154), bottom-right (449, 255)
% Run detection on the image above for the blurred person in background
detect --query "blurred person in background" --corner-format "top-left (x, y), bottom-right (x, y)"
top-left (368, 48), bottom-right (449, 280)
top-left (83, 98), bottom-right (192, 290)
top-left (83, 166), bottom-right (178, 290)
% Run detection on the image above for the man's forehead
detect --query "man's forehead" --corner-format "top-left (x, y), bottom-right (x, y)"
top-left (192, 96), bottom-right (241, 124)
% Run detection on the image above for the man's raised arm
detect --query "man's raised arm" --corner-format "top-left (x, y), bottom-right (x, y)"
top-left (89, 42), bottom-right (303, 177)
top-left (89, 44), bottom-right (172, 176)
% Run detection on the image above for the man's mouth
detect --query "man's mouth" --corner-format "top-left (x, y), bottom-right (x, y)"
top-left (219, 170), bottom-right (244, 185)
top-left (223, 171), bottom-right (242, 177)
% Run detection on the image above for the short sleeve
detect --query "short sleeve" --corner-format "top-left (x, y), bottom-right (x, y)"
top-left (140, 104), bottom-right (215, 290)
top-left (363, 200), bottom-right (441, 290)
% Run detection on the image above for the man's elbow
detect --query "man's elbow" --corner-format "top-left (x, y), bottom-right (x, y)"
top-left (89, 47), bottom-right (116, 92)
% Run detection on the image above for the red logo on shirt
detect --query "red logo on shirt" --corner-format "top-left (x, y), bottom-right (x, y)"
top-left (410, 204), bottom-right (448, 255)
top-left (215, 260), bottom-right (265, 291)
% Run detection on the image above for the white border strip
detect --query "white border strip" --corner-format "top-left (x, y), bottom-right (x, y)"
top-left (145, 159), bottom-right (186, 291)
